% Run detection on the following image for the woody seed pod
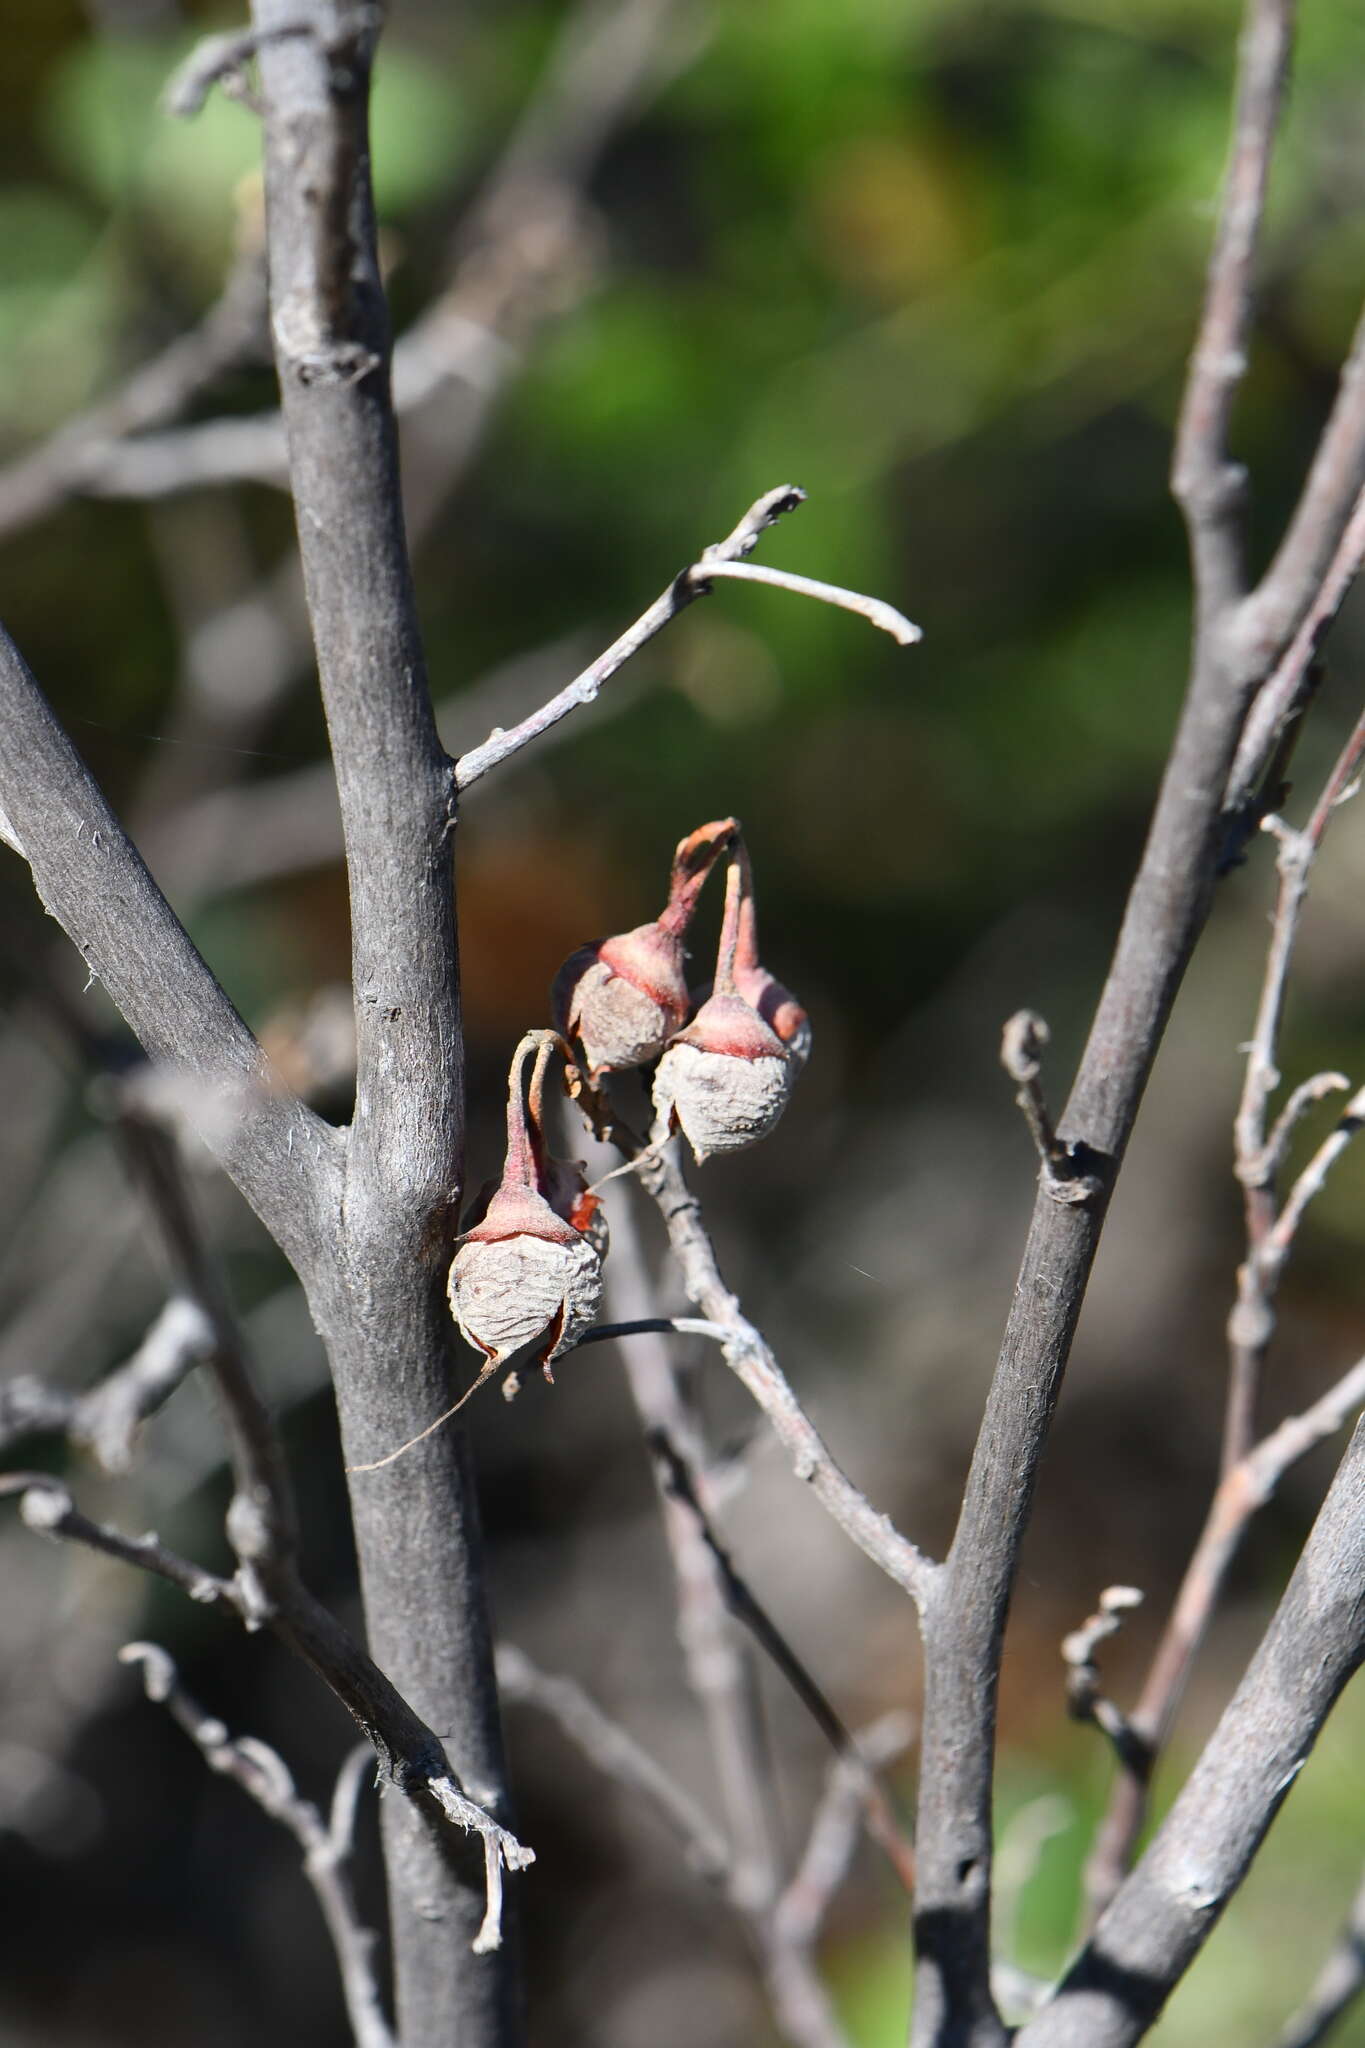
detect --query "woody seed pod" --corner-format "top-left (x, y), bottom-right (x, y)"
top-left (552, 819), bottom-right (737, 1082)
top-left (652, 850), bottom-right (801, 1161)
top-left (448, 1033), bottom-right (603, 1375)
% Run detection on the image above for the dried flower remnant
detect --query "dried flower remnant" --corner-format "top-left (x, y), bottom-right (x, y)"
top-left (552, 819), bottom-right (737, 1081)
top-left (448, 1033), bottom-right (603, 1390)
top-left (653, 850), bottom-right (802, 1161)
top-left (727, 839), bottom-right (811, 1069)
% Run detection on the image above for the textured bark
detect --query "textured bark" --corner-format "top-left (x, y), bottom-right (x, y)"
top-left (251, 7), bottom-right (520, 2040)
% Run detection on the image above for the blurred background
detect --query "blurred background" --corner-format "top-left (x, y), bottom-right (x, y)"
top-left (2, 0), bottom-right (1365, 2042)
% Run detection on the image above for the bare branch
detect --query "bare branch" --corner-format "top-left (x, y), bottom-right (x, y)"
top-left (648, 1426), bottom-right (917, 1895)
top-left (0, 1473), bottom-right (235, 1609)
top-left (495, 1643), bottom-right (730, 1885)
top-left (454, 486), bottom-right (807, 789)
top-left (1239, 307), bottom-right (1365, 672)
top-left (1082, 1345), bottom-right (1365, 1925)
top-left (1274, 1862), bottom-right (1365, 2048)
top-left (1022, 1420), bottom-right (1365, 2048)
top-left (0, 245), bottom-right (270, 545)
top-left (0, 623), bottom-right (343, 1272)
top-left (1001, 1012), bottom-right (1106, 1203)
top-left (634, 1142), bottom-right (936, 1606)
top-left (1061, 1587), bottom-right (1149, 1780)
top-left (163, 16), bottom-right (317, 118)
top-left (1224, 483), bottom-right (1365, 823)
top-left (250, 4), bottom-right (525, 2018)
top-left (775, 1712), bottom-right (917, 1953)
top-left (693, 560), bottom-right (921, 646)
top-left (1170, 0), bottom-right (1292, 618)
top-left (120, 1643), bottom-right (395, 2048)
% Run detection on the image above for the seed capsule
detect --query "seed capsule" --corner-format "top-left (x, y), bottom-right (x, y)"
top-left (448, 1032), bottom-right (603, 1378)
top-left (653, 849), bottom-right (804, 1161)
top-left (552, 819), bottom-right (737, 1081)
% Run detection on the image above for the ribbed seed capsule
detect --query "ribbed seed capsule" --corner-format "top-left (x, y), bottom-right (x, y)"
top-left (447, 1033), bottom-right (603, 1379)
top-left (653, 993), bottom-right (791, 1161)
top-left (652, 847), bottom-right (804, 1161)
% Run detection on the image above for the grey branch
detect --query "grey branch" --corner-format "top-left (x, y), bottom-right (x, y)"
top-left (1085, 707), bottom-right (1365, 1922)
top-left (0, 623), bottom-right (343, 1275)
top-left (251, 0), bottom-right (525, 2024)
top-left (455, 486), bottom-right (803, 788)
top-left (0, 246), bottom-right (270, 545)
top-left (775, 1712), bottom-right (918, 1953)
top-left (0, 1472), bottom-right (233, 1605)
top-left (1170, 0), bottom-right (1292, 616)
top-left (1020, 1419), bottom-right (1365, 2048)
top-left (0, 1295), bottom-right (217, 1467)
top-left (647, 1425), bottom-right (916, 1896)
top-left (1061, 1587), bottom-right (1148, 1779)
top-left (495, 1643), bottom-right (729, 1885)
top-left (162, 16), bottom-right (319, 117)
top-left (635, 1140), bottom-right (936, 1606)
top-left (1224, 483), bottom-right (1365, 822)
top-left (455, 486), bottom-right (919, 788)
top-left (120, 1644), bottom-right (395, 2048)
top-left (909, 0), bottom-right (1365, 2030)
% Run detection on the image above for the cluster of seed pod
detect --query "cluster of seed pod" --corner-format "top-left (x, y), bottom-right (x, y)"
top-left (448, 821), bottom-right (807, 1383)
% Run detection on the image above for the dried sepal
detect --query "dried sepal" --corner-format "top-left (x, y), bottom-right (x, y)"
top-left (652, 849), bottom-right (804, 1161)
top-left (552, 819), bottom-right (737, 1081)
top-left (447, 1032), bottom-right (603, 1381)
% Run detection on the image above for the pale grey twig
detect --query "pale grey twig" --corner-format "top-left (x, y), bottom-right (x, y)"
top-left (162, 16), bottom-right (317, 117)
top-left (120, 1643), bottom-right (395, 2048)
top-left (647, 1426), bottom-right (917, 1896)
top-left (1061, 1587), bottom-right (1148, 1779)
top-left (0, 246), bottom-right (270, 545)
top-left (495, 1642), bottom-right (729, 1885)
top-left (455, 486), bottom-right (920, 790)
top-left (1025, 1419), bottom-right (1365, 2048)
top-left (1225, 483), bottom-right (1365, 822)
top-left (694, 561), bottom-right (921, 646)
top-left (636, 1139), bottom-right (936, 1608)
top-left (0, 1472), bottom-right (234, 1608)
top-left (774, 1711), bottom-right (917, 1953)
top-left (455, 486), bottom-right (807, 788)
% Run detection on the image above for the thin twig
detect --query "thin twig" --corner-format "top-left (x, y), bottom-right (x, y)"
top-left (634, 1140), bottom-right (936, 1607)
top-left (1025, 1419), bottom-right (1365, 2048)
top-left (120, 1644), bottom-right (395, 2048)
top-left (774, 1712), bottom-right (917, 1953)
top-left (0, 1472), bottom-right (235, 1607)
top-left (0, 246), bottom-right (270, 545)
top-left (1061, 1587), bottom-right (1149, 1780)
top-left (454, 487), bottom-right (803, 787)
top-left (592, 1162), bottom-right (852, 2048)
top-left (495, 1643), bottom-right (730, 1884)
top-left (455, 486), bottom-right (919, 789)
top-left (648, 1426), bottom-right (917, 1896)
top-left (1080, 1344), bottom-right (1365, 1928)
top-left (1001, 1012), bottom-right (1106, 1205)
top-left (0, 1295), bottom-right (217, 1466)
top-left (1224, 483), bottom-right (1365, 824)
top-left (693, 561), bottom-right (921, 646)
top-left (1170, 0), bottom-right (1293, 619)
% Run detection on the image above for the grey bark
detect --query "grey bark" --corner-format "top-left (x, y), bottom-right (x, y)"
top-left (1020, 1418), bottom-right (1365, 2047)
top-left (249, 5), bottom-right (520, 2040)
